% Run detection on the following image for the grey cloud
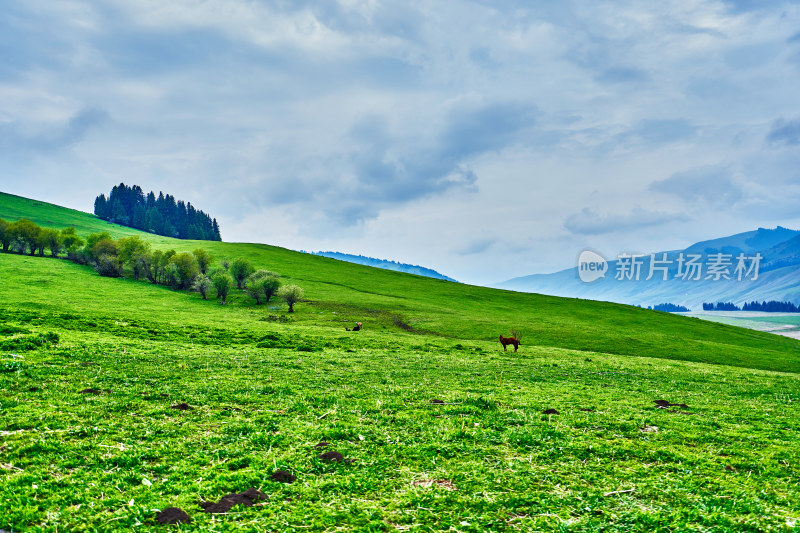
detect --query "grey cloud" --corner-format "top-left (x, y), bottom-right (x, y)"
top-left (242, 0), bottom-right (423, 42)
top-left (720, 0), bottom-right (792, 13)
top-left (0, 107), bottom-right (109, 154)
top-left (338, 101), bottom-right (536, 221)
top-left (455, 238), bottom-right (495, 255)
top-left (766, 117), bottom-right (800, 146)
top-left (559, 18), bottom-right (653, 87)
top-left (596, 67), bottom-right (649, 84)
top-left (671, 23), bottom-right (726, 38)
top-left (724, 43), bottom-right (780, 70)
top-left (104, 27), bottom-right (236, 76)
top-left (649, 166), bottom-right (743, 207)
top-left (235, 100), bottom-right (537, 228)
top-left (438, 101), bottom-right (539, 160)
top-left (564, 207), bottom-right (689, 235)
top-left (622, 119), bottom-right (697, 145)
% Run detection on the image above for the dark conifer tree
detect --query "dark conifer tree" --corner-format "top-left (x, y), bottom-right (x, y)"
top-left (94, 194), bottom-right (110, 220)
top-left (93, 185), bottom-right (221, 241)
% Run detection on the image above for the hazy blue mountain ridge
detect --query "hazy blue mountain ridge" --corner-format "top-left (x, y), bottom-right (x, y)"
top-left (497, 227), bottom-right (800, 309)
top-left (309, 251), bottom-right (458, 282)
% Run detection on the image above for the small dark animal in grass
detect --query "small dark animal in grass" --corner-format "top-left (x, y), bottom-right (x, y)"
top-left (345, 322), bottom-right (363, 331)
top-left (499, 335), bottom-right (520, 352)
top-left (156, 507), bottom-right (191, 525)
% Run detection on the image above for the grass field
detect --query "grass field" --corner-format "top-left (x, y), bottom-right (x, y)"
top-left (2, 191), bottom-right (800, 531)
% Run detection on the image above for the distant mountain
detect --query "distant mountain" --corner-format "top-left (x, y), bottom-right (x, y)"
top-left (496, 227), bottom-right (800, 310)
top-left (309, 251), bottom-right (458, 282)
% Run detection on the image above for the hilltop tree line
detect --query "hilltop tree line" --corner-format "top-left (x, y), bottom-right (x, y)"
top-left (648, 303), bottom-right (690, 313)
top-left (94, 183), bottom-right (221, 241)
top-left (0, 217), bottom-right (303, 312)
top-left (702, 301), bottom-right (799, 312)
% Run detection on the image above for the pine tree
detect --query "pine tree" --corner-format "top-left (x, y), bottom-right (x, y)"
top-left (94, 194), bottom-right (110, 220)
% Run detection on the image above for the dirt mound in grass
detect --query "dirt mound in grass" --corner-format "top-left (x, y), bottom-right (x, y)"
top-left (430, 399), bottom-right (445, 404)
top-left (199, 488), bottom-right (267, 514)
top-left (654, 399), bottom-right (689, 409)
top-left (319, 451), bottom-right (344, 463)
top-left (170, 403), bottom-right (193, 411)
top-left (315, 441), bottom-right (329, 448)
top-left (270, 470), bottom-right (296, 483)
top-left (543, 408), bottom-right (560, 415)
top-left (79, 388), bottom-right (101, 394)
top-left (156, 507), bottom-right (191, 525)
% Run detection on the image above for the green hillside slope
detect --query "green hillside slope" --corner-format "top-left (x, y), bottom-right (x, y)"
top-left (2, 191), bottom-right (800, 532)
top-left (2, 190), bottom-right (799, 373)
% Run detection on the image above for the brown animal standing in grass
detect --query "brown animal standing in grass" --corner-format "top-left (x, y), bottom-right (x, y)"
top-left (346, 322), bottom-right (363, 331)
top-left (499, 334), bottom-right (520, 352)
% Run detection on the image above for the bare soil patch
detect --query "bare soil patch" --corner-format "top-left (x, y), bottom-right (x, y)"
top-left (199, 488), bottom-right (267, 514)
top-left (156, 507), bottom-right (191, 525)
top-left (654, 399), bottom-right (689, 409)
top-left (319, 451), bottom-right (344, 463)
top-left (270, 470), bottom-right (296, 483)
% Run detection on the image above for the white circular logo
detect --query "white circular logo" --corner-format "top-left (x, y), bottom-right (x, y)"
top-left (578, 250), bottom-right (607, 283)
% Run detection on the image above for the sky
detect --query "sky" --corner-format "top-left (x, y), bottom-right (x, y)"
top-left (1, 0), bottom-right (800, 285)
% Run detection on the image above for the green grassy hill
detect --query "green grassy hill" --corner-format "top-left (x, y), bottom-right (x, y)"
top-left (1, 190), bottom-right (799, 532)
top-left (2, 190), bottom-right (798, 373)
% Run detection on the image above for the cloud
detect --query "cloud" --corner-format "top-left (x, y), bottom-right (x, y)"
top-left (766, 117), bottom-right (800, 146)
top-left (455, 238), bottom-right (495, 256)
top-left (596, 67), bottom-right (650, 84)
top-left (3, 0), bottom-right (800, 285)
top-left (649, 166), bottom-right (743, 207)
top-left (621, 119), bottom-right (697, 145)
top-left (564, 207), bottom-right (689, 235)
top-left (439, 101), bottom-right (539, 159)
top-left (719, 0), bottom-right (793, 13)
top-left (331, 100), bottom-right (537, 223)
top-left (0, 107), bottom-right (109, 154)
top-left (214, 99), bottom-right (539, 229)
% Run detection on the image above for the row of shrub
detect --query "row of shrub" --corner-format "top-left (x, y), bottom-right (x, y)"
top-left (0, 218), bottom-right (83, 257)
top-left (0, 218), bottom-right (304, 311)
